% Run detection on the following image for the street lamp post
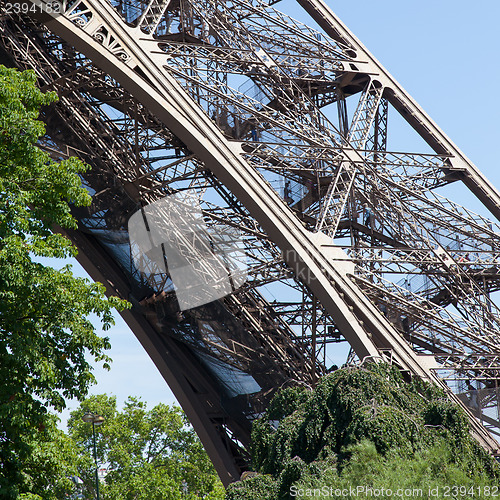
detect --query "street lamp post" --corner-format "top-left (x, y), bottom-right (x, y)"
top-left (82, 412), bottom-right (105, 500)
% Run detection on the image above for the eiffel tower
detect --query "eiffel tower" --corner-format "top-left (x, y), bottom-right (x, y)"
top-left (2, 0), bottom-right (500, 483)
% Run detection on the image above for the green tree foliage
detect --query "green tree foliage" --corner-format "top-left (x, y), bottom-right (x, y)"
top-left (0, 65), bottom-right (128, 497)
top-left (19, 415), bottom-right (81, 499)
top-left (228, 363), bottom-right (500, 499)
top-left (67, 394), bottom-right (225, 499)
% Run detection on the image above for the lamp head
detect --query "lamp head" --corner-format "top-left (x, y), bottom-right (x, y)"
top-left (82, 412), bottom-right (105, 425)
top-left (94, 415), bottom-right (105, 426)
top-left (82, 412), bottom-right (94, 423)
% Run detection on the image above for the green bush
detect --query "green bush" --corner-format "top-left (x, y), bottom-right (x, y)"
top-left (229, 363), bottom-right (500, 500)
top-left (226, 474), bottom-right (276, 500)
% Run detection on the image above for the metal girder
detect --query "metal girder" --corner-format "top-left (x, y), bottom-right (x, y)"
top-left (137, 0), bottom-right (172, 34)
top-left (33, 0), bottom-right (442, 373)
top-left (62, 226), bottom-right (247, 485)
top-left (295, 0), bottom-right (500, 220)
top-left (0, 14), bottom-right (321, 481)
top-left (3, 0), bottom-right (500, 480)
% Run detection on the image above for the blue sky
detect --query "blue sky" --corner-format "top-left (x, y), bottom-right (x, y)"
top-left (57, 0), bottom-right (500, 426)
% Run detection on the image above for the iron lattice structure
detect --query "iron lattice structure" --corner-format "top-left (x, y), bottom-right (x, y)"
top-left (2, 0), bottom-right (500, 483)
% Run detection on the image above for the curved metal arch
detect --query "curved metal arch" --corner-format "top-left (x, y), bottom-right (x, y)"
top-left (36, 0), bottom-right (426, 372)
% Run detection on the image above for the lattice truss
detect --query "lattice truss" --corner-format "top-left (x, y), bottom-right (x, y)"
top-left (2, 0), bottom-right (500, 450)
top-left (0, 6), bottom-right (322, 445)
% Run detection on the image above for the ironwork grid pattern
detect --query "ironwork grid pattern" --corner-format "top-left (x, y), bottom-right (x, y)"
top-left (1, 0), bottom-right (500, 482)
